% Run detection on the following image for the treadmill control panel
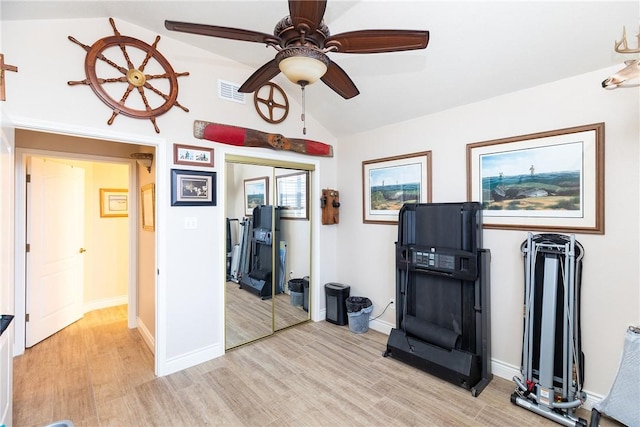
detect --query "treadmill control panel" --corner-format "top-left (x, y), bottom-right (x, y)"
top-left (402, 245), bottom-right (478, 280)
top-left (253, 228), bottom-right (272, 245)
top-left (413, 250), bottom-right (455, 271)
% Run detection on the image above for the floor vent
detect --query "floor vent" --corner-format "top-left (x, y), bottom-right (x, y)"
top-left (218, 80), bottom-right (245, 104)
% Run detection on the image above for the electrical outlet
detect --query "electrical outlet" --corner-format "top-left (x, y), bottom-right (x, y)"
top-left (390, 298), bottom-right (395, 307)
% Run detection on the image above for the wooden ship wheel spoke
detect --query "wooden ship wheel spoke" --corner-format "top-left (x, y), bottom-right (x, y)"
top-left (68, 18), bottom-right (189, 133)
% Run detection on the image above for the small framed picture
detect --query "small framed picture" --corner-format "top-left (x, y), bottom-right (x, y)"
top-left (99, 188), bottom-right (128, 218)
top-left (244, 176), bottom-right (269, 216)
top-left (171, 169), bottom-right (217, 206)
top-left (173, 144), bottom-right (214, 167)
top-left (362, 151), bottom-right (432, 224)
top-left (141, 183), bottom-right (155, 231)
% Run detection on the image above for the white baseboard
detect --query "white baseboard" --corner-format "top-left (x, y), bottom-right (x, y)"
top-left (160, 343), bottom-right (223, 376)
top-left (84, 295), bottom-right (128, 313)
top-left (370, 317), bottom-right (394, 335)
top-left (136, 316), bottom-right (155, 354)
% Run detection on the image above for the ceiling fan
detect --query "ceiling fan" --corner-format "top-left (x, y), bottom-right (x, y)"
top-left (164, 0), bottom-right (429, 99)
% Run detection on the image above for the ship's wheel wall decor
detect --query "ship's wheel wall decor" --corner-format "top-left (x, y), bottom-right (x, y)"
top-left (254, 82), bottom-right (289, 124)
top-left (68, 18), bottom-right (189, 133)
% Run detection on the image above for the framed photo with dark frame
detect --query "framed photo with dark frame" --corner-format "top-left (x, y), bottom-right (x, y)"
top-left (362, 151), bottom-right (432, 224)
top-left (173, 143), bottom-right (214, 167)
top-left (276, 171), bottom-right (309, 220)
top-left (466, 122), bottom-right (604, 234)
top-left (171, 169), bottom-right (216, 206)
top-left (244, 176), bottom-right (269, 216)
top-left (99, 188), bottom-right (128, 218)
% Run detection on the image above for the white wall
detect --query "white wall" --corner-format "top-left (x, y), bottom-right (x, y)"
top-left (2, 17), bottom-right (338, 375)
top-left (86, 162), bottom-right (129, 307)
top-left (336, 65), bottom-right (639, 400)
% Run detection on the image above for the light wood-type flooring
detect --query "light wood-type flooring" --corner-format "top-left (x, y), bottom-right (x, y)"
top-left (225, 280), bottom-right (309, 349)
top-left (13, 305), bottom-right (623, 426)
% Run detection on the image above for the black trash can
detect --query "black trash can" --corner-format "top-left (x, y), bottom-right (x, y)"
top-left (346, 297), bottom-right (373, 333)
top-left (325, 283), bottom-right (350, 325)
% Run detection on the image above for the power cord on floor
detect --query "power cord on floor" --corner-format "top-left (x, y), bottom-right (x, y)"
top-left (370, 301), bottom-right (393, 321)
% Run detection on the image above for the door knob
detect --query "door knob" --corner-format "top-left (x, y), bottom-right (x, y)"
top-left (79, 248), bottom-right (87, 253)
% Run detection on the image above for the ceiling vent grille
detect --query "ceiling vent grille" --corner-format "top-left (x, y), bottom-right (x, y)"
top-left (218, 80), bottom-right (245, 104)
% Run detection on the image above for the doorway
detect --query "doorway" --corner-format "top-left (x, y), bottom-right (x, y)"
top-left (12, 129), bottom-right (156, 368)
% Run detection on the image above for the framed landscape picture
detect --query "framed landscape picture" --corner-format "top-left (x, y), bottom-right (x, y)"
top-left (244, 176), bottom-right (269, 216)
top-left (362, 151), bottom-right (432, 224)
top-left (466, 122), bottom-right (604, 234)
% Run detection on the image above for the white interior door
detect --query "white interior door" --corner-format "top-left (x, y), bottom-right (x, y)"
top-left (26, 157), bottom-right (85, 347)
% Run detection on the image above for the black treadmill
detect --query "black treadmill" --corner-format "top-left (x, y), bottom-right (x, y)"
top-left (384, 202), bottom-right (492, 396)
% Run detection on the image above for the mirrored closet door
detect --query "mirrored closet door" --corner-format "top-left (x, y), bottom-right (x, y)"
top-left (225, 156), bottom-right (312, 350)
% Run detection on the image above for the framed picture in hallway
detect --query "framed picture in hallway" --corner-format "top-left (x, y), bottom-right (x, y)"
top-left (141, 183), bottom-right (155, 231)
top-left (466, 122), bottom-right (604, 234)
top-left (99, 188), bottom-right (128, 218)
top-left (171, 169), bottom-right (216, 206)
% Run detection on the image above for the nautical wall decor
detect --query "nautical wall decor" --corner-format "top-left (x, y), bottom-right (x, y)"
top-left (68, 18), bottom-right (189, 133)
top-left (193, 121), bottom-right (333, 157)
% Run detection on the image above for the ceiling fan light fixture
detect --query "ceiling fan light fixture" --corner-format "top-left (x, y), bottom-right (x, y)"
top-left (276, 47), bottom-right (329, 86)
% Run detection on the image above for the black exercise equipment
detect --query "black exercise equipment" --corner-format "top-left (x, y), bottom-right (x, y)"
top-left (383, 202), bottom-right (492, 397)
top-left (239, 205), bottom-right (283, 299)
top-left (511, 233), bottom-right (587, 427)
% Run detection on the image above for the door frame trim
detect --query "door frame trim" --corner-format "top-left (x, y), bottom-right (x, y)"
top-left (9, 116), bottom-right (165, 375)
top-left (14, 147), bottom-right (137, 354)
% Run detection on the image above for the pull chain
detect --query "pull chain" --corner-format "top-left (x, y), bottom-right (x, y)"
top-left (300, 82), bottom-right (307, 135)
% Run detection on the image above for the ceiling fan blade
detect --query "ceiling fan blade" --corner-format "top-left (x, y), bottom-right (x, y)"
top-left (288, 0), bottom-right (327, 34)
top-left (164, 20), bottom-right (280, 45)
top-left (238, 59), bottom-right (281, 93)
top-left (326, 30), bottom-right (429, 53)
top-left (321, 60), bottom-right (359, 99)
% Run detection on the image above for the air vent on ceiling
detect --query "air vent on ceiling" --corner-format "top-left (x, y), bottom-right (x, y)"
top-left (218, 80), bottom-right (245, 104)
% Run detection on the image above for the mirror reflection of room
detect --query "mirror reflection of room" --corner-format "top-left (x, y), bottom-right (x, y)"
top-left (225, 160), bottom-right (311, 350)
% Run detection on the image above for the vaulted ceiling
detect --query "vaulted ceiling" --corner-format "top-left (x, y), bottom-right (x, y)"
top-left (2, 1), bottom-right (638, 137)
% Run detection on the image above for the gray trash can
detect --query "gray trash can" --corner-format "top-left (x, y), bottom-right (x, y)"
top-left (288, 278), bottom-right (304, 306)
top-left (346, 297), bottom-right (373, 333)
